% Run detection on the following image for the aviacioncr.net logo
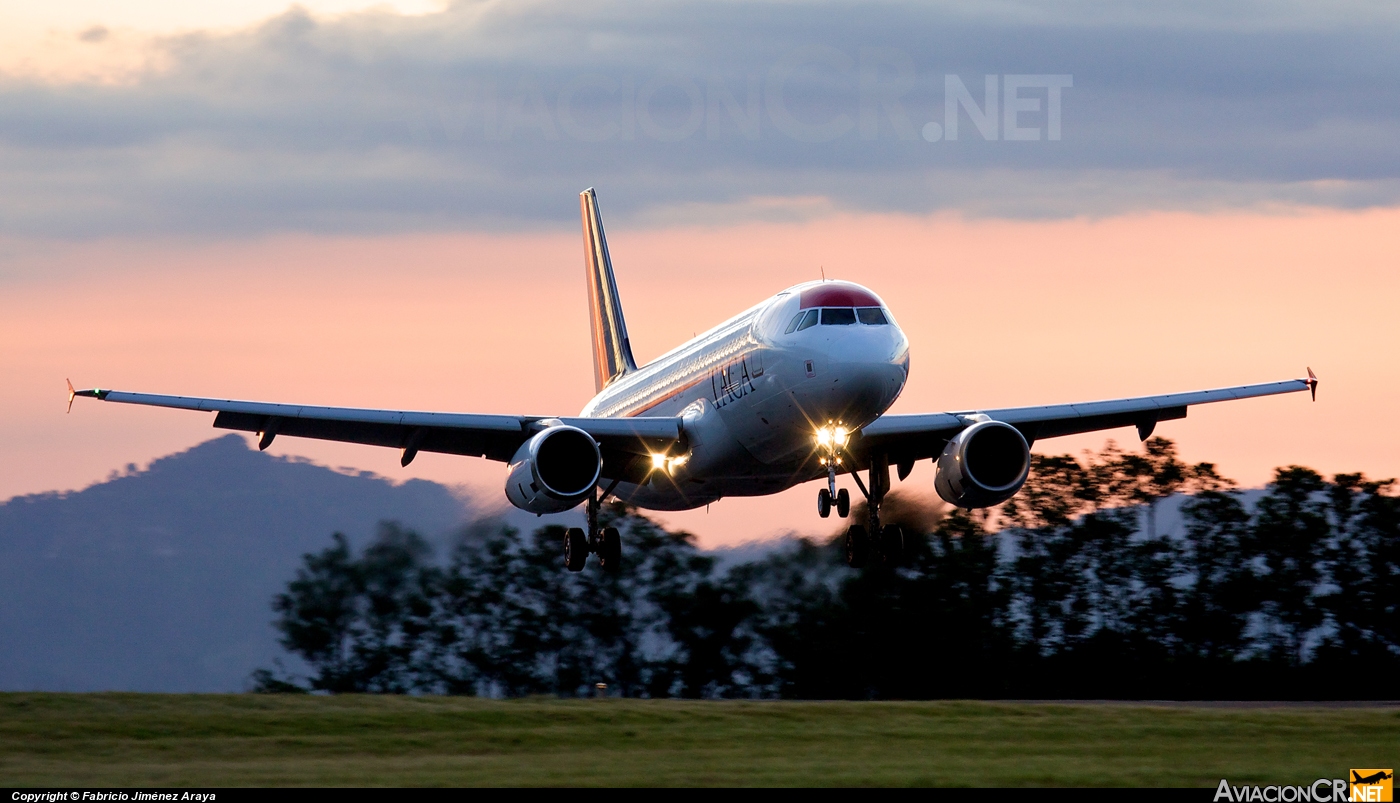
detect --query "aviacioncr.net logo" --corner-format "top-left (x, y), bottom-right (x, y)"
top-left (1348, 770), bottom-right (1393, 802)
top-left (1214, 779), bottom-right (1348, 802)
top-left (1214, 772), bottom-right (1393, 803)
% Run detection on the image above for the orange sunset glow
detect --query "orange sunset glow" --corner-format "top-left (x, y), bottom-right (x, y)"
top-left (6, 206), bottom-right (1395, 547)
top-left (4, 0), bottom-right (1399, 550)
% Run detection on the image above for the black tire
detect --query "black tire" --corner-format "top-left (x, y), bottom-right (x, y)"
top-left (817, 488), bottom-right (832, 518)
top-left (880, 525), bottom-right (905, 567)
top-left (564, 527), bottom-right (588, 572)
top-left (845, 524), bottom-right (868, 569)
top-left (836, 488), bottom-right (850, 518)
top-left (598, 527), bottom-right (622, 572)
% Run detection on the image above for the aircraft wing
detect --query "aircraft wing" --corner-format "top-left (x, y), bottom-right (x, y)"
top-left (854, 372), bottom-right (1316, 466)
top-left (68, 387), bottom-right (683, 482)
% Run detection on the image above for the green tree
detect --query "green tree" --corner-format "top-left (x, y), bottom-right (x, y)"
top-left (1240, 467), bottom-right (1330, 665)
top-left (1177, 487), bottom-right (1252, 664)
top-left (428, 506), bottom-right (760, 697)
top-left (261, 522), bottom-right (436, 692)
top-left (255, 438), bottom-right (1400, 700)
top-left (1316, 474), bottom-right (1400, 668)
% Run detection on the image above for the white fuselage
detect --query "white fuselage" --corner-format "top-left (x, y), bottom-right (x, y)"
top-left (580, 280), bottom-right (910, 510)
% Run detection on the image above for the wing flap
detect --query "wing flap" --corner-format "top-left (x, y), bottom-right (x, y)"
top-left (210, 411), bottom-right (520, 461)
top-left (77, 388), bottom-right (683, 467)
top-left (858, 375), bottom-right (1312, 462)
top-left (1016, 405), bottom-right (1187, 441)
top-left (104, 390), bottom-right (526, 431)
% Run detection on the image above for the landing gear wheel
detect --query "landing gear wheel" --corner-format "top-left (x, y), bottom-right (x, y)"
top-left (817, 489), bottom-right (832, 518)
top-left (845, 524), bottom-right (869, 569)
top-left (836, 488), bottom-right (850, 518)
top-left (880, 525), bottom-right (904, 567)
top-left (597, 527), bottom-right (622, 572)
top-left (564, 527), bottom-right (589, 572)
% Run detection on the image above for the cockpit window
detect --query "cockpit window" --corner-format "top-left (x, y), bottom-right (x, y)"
top-left (791, 307), bottom-right (890, 331)
top-left (820, 308), bottom-right (858, 326)
top-left (856, 307), bottom-right (888, 325)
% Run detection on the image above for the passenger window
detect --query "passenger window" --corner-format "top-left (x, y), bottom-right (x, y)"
top-left (785, 312), bottom-right (806, 334)
top-left (820, 308), bottom-right (857, 326)
top-left (795, 309), bottom-right (819, 331)
top-left (857, 307), bottom-right (888, 325)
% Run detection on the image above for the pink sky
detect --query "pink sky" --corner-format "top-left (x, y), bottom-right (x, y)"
top-left (3, 206), bottom-right (1396, 547)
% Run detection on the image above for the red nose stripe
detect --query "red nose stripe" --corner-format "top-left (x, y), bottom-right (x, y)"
top-left (799, 284), bottom-right (881, 309)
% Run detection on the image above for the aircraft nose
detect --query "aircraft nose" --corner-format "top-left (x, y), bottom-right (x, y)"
top-left (799, 325), bottom-right (909, 425)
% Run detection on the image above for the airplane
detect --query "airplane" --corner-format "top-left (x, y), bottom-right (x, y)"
top-left (69, 188), bottom-right (1319, 572)
top-left (1352, 771), bottom-right (1393, 786)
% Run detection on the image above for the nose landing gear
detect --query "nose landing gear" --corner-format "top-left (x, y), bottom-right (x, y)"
top-left (817, 430), bottom-right (851, 519)
top-left (564, 477), bottom-right (624, 573)
top-left (817, 431), bottom-right (899, 567)
top-left (816, 487), bottom-right (850, 519)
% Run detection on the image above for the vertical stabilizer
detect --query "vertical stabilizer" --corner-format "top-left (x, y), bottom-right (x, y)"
top-left (581, 188), bottom-right (638, 391)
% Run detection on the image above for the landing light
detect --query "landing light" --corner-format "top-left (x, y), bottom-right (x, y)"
top-left (815, 423), bottom-right (850, 449)
top-left (648, 452), bottom-right (689, 476)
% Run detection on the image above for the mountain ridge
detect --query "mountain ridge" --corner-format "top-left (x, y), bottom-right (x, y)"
top-left (0, 434), bottom-right (473, 691)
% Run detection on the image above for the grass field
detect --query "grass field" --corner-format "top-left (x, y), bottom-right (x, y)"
top-left (0, 694), bottom-right (1394, 787)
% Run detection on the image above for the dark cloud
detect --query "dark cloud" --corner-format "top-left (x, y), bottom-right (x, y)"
top-left (1, 0), bottom-right (1398, 237)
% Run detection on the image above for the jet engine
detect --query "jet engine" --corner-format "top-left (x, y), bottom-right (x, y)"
top-left (933, 420), bottom-right (1031, 508)
top-left (504, 425), bottom-right (602, 514)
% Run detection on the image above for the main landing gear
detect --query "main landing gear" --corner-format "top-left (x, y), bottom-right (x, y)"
top-left (564, 478), bottom-right (623, 573)
top-left (843, 522), bottom-right (903, 570)
top-left (817, 447), bottom-right (903, 570)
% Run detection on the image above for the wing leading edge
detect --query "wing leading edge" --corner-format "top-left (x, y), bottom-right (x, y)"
top-left (855, 372), bottom-right (1317, 466)
top-left (71, 371), bottom-right (1316, 483)
top-left (68, 388), bottom-right (682, 482)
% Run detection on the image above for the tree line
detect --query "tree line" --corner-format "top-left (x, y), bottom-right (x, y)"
top-left (253, 438), bottom-right (1399, 698)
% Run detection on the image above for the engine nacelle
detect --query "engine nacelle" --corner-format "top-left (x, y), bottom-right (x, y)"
top-left (504, 425), bottom-right (602, 514)
top-left (934, 420), bottom-right (1031, 509)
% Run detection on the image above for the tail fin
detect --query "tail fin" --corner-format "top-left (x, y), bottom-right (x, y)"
top-left (581, 188), bottom-right (637, 391)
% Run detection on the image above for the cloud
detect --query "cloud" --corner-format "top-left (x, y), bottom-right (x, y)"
top-left (77, 27), bottom-right (110, 44)
top-left (1, 0), bottom-right (1398, 237)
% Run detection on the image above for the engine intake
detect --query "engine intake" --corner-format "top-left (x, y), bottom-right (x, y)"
top-left (504, 425), bottom-right (602, 514)
top-left (934, 420), bottom-right (1030, 509)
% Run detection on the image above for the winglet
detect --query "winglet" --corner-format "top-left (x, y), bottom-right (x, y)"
top-left (66, 381), bottom-right (108, 411)
top-left (1306, 367), bottom-right (1318, 402)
